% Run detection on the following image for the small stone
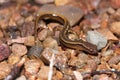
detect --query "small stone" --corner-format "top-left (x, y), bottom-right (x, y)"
top-left (8, 53), bottom-right (20, 65)
top-left (68, 57), bottom-right (86, 68)
top-left (40, 47), bottom-right (67, 69)
top-left (0, 30), bottom-right (3, 38)
top-left (107, 7), bottom-right (115, 14)
top-left (93, 74), bottom-right (111, 80)
top-left (7, 37), bottom-right (26, 45)
top-left (85, 60), bottom-right (97, 72)
top-left (15, 0), bottom-right (28, 4)
top-left (24, 59), bottom-right (41, 77)
top-left (47, 23), bottom-right (61, 31)
top-left (114, 47), bottom-right (120, 55)
top-left (108, 55), bottom-right (120, 64)
top-left (20, 22), bottom-right (34, 37)
top-left (0, 0), bottom-right (10, 4)
top-left (54, 51), bottom-right (68, 70)
top-left (38, 29), bottom-right (48, 41)
top-left (55, 0), bottom-right (69, 6)
top-left (25, 15), bottom-right (34, 23)
top-left (110, 22), bottom-right (120, 37)
top-left (73, 71), bottom-right (83, 80)
top-left (16, 75), bottom-right (26, 80)
top-left (24, 36), bottom-right (35, 46)
top-left (0, 19), bottom-right (8, 29)
top-left (0, 44), bottom-right (11, 61)
top-left (99, 74), bottom-right (110, 80)
top-left (98, 29), bottom-right (118, 40)
top-left (0, 8), bottom-right (10, 29)
top-left (35, 0), bottom-right (54, 4)
top-left (110, 0), bottom-right (120, 9)
top-left (0, 61), bottom-right (11, 79)
top-left (97, 62), bottom-right (110, 70)
top-left (27, 46), bottom-right (43, 59)
top-left (11, 43), bottom-right (27, 56)
top-left (40, 48), bottom-right (59, 64)
top-left (16, 17), bottom-right (25, 26)
top-left (53, 71), bottom-right (63, 79)
top-left (43, 37), bottom-right (58, 49)
top-left (86, 30), bottom-right (107, 50)
top-left (101, 50), bottom-right (114, 57)
top-left (37, 66), bottom-right (49, 79)
top-left (9, 16), bottom-right (16, 26)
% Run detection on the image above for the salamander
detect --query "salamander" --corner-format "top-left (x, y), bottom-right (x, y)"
top-left (35, 13), bottom-right (98, 54)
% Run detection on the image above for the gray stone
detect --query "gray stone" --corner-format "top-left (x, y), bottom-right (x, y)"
top-left (86, 30), bottom-right (107, 50)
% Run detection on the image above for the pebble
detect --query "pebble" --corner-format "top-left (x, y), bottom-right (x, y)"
top-left (0, 0), bottom-right (10, 4)
top-left (15, 0), bottom-right (28, 4)
top-left (110, 22), bottom-right (120, 37)
top-left (9, 12), bottom-right (21, 27)
top-left (38, 29), bottom-right (48, 41)
top-left (8, 53), bottom-right (20, 65)
top-left (11, 43), bottom-right (27, 56)
top-left (7, 37), bottom-right (26, 45)
top-left (98, 29), bottom-right (118, 40)
top-left (0, 44), bottom-right (11, 61)
top-left (25, 15), bottom-right (34, 23)
top-left (93, 74), bottom-right (110, 80)
top-left (85, 60), bottom-right (97, 72)
top-left (110, 0), bottom-right (120, 9)
top-left (16, 17), bottom-right (25, 26)
top-left (43, 36), bottom-right (58, 49)
top-left (40, 48), bottom-right (59, 64)
top-left (0, 61), bottom-right (11, 79)
top-left (54, 51), bottom-right (68, 70)
top-left (40, 47), bottom-right (68, 69)
top-left (38, 4), bottom-right (84, 26)
top-left (101, 50), bottom-right (114, 57)
top-left (37, 66), bottom-right (50, 80)
top-left (24, 59), bottom-right (41, 78)
top-left (20, 22), bottom-right (34, 37)
top-left (24, 36), bottom-right (35, 46)
top-left (53, 71), bottom-right (63, 79)
top-left (16, 75), bottom-right (26, 80)
top-left (86, 30), bottom-right (107, 50)
top-left (73, 71), bottom-right (83, 80)
top-left (35, 0), bottom-right (54, 4)
top-left (68, 57), bottom-right (86, 68)
top-left (0, 30), bottom-right (3, 38)
top-left (27, 46), bottom-right (43, 59)
top-left (99, 74), bottom-right (111, 80)
top-left (107, 7), bottom-right (115, 14)
top-left (55, 0), bottom-right (69, 6)
top-left (108, 55), bottom-right (120, 64)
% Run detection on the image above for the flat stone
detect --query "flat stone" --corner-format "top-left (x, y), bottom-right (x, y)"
top-left (38, 4), bottom-right (84, 26)
top-left (86, 30), bottom-right (107, 50)
top-left (98, 29), bottom-right (118, 40)
top-left (110, 21), bottom-right (120, 37)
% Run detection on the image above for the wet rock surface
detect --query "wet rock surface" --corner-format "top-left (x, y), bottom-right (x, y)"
top-left (0, 0), bottom-right (120, 80)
